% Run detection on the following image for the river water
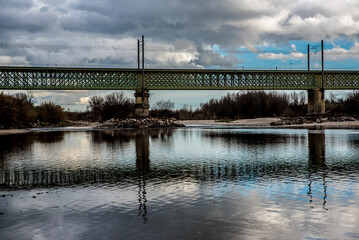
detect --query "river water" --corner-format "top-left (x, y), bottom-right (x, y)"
top-left (0, 128), bottom-right (359, 240)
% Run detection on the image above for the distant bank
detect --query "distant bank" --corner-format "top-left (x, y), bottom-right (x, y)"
top-left (2, 117), bottom-right (359, 136)
top-left (180, 118), bottom-right (359, 129)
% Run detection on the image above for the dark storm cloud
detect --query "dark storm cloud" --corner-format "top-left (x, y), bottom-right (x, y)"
top-left (2, 0), bottom-right (359, 67)
top-left (1, 0), bottom-right (34, 9)
top-left (40, 7), bottom-right (49, 12)
top-left (0, 6), bottom-right (53, 33)
top-left (60, 13), bottom-right (137, 35)
top-left (84, 56), bottom-right (132, 65)
top-left (57, 0), bottom-right (359, 53)
top-left (3, 0), bottom-right (359, 111)
top-left (59, 0), bottom-right (270, 46)
top-left (191, 50), bottom-right (240, 67)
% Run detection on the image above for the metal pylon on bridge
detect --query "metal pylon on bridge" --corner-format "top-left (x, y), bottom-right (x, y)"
top-left (134, 35), bottom-right (150, 117)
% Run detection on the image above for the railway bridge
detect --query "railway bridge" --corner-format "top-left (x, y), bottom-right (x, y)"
top-left (1, 66), bottom-right (359, 116)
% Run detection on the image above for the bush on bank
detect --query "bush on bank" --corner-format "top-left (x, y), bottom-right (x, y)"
top-left (172, 91), bottom-right (307, 120)
top-left (344, 91), bottom-right (359, 116)
top-left (87, 91), bottom-right (359, 121)
top-left (2, 90), bottom-right (359, 129)
top-left (87, 92), bottom-right (134, 121)
top-left (0, 92), bottom-right (66, 129)
top-left (36, 102), bottom-right (66, 125)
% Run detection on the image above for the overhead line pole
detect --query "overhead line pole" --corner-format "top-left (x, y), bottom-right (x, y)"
top-left (322, 40), bottom-right (324, 73)
top-left (322, 40), bottom-right (324, 99)
top-left (307, 44), bottom-right (310, 71)
top-left (134, 35), bottom-right (149, 117)
top-left (137, 39), bottom-right (140, 70)
top-left (142, 35), bottom-right (145, 100)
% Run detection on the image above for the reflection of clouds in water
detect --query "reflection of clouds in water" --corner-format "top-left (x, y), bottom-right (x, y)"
top-left (326, 130), bottom-right (359, 162)
top-left (3, 180), bottom-right (359, 239)
top-left (2, 129), bottom-right (359, 190)
top-left (203, 129), bottom-right (308, 163)
top-left (1, 129), bottom-right (359, 239)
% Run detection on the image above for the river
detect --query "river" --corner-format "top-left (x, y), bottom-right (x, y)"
top-left (1, 128), bottom-right (359, 239)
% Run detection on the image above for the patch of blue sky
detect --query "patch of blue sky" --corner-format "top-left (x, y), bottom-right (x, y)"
top-left (331, 38), bottom-right (355, 50)
top-left (230, 39), bottom-right (359, 70)
top-left (266, 39), bottom-right (353, 53)
top-left (240, 52), bottom-right (305, 70)
top-left (212, 44), bottom-right (221, 52)
top-left (289, 40), bottom-right (310, 53)
top-left (206, 40), bottom-right (352, 70)
top-left (255, 43), bottom-right (293, 54)
top-left (325, 59), bottom-right (359, 70)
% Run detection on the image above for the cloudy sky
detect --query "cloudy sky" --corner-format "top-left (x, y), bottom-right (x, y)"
top-left (1, 0), bottom-right (359, 110)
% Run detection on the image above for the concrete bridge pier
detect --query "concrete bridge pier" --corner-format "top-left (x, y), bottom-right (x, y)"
top-left (134, 89), bottom-right (150, 117)
top-left (307, 89), bottom-right (325, 114)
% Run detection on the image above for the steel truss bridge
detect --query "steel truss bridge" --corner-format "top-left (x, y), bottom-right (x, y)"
top-left (1, 66), bottom-right (359, 90)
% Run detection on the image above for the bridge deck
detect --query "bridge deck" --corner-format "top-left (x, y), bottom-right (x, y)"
top-left (0, 66), bottom-right (358, 90)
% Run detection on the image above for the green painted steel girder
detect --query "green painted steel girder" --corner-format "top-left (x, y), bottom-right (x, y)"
top-left (1, 66), bottom-right (359, 90)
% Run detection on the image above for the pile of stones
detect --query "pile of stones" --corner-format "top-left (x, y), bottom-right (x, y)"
top-left (271, 115), bottom-right (356, 126)
top-left (94, 118), bottom-right (185, 129)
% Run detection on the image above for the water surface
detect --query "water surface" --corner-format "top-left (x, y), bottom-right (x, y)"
top-left (1, 128), bottom-right (359, 239)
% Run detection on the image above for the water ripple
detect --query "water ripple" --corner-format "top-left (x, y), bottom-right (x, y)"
top-left (1, 129), bottom-right (359, 239)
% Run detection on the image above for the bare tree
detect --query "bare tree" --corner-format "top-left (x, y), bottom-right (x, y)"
top-left (299, 91), bottom-right (306, 105)
top-left (328, 93), bottom-right (337, 103)
top-left (88, 96), bottom-right (105, 121)
top-left (88, 92), bottom-right (134, 121)
top-left (155, 99), bottom-right (175, 110)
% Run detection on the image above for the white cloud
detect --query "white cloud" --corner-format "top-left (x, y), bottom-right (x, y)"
top-left (2, 0), bottom-right (359, 68)
top-left (76, 97), bottom-right (89, 105)
top-left (258, 52), bottom-right (305, 61)
top-left (325, 42), bottom-right (359, 61)
top-left (2, 0), bottom-right (359, 66)
top-left (0, 56), bottom-right (28, 65)
top-left (258, 42), bottom-right (359, 63)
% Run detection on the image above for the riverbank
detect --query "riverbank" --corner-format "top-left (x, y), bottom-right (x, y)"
top-left (180, 118), bottom-right (359, 129)
top-left (180, 118), bottom-right (278, 126)
top-left (0, 118), bottom-right (185, 135)
top-left (0, 129), bottom-right (30, 135)
top-left (2, 117), bottom-right (359, 136)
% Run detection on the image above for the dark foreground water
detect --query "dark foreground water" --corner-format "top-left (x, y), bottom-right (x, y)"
top-left (1, 128), bottom-right (359, 240)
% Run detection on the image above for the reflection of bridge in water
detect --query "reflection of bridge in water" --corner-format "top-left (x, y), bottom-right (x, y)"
top-left (1, 129), bottom-right (356, 215)
top-left (0, 130), bottom-right (351, 189)
top-left (1, 129), bottom-right (355, 220)
top-left (308, 132), bottom-right (327, 208)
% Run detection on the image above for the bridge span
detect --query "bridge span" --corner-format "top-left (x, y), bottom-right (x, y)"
top-left (1, 66), bottom-right (359, 115)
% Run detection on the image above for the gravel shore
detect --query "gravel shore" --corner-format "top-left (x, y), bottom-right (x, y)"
top-left (0, 129), bottom-right (30, 135)
top-left (2, 117), bottom-right (359, 135)
top-left (180, 118), bottom-right (278, 126)
top-left (180, 118), bottom-right (359, 129)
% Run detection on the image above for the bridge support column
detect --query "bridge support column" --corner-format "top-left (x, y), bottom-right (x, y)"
top-left (307, 89), bottom-right (325, 114)
top-left (134, 89), bottom-right (150, 117)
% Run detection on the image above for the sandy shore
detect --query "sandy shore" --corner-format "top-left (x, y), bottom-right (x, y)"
top-left (0, 129), bottom-right (30, 135)
top-left (180, 118), bottom-right (279, 126)
top-left (180, 118), bottom-right (359, 129)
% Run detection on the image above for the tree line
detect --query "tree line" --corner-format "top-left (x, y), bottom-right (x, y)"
top-left (150, 91), bottom-right (307, 119)
top-left (85, 90), bottom-right (359, 120)
top-left (0, 92), bottom-right (66, 128)
top-left (1, 90), bottom-right (359, 128)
